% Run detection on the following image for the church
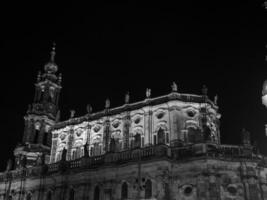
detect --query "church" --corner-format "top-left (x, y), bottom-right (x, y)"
top-left (0, 46), bottom-right (267, 200)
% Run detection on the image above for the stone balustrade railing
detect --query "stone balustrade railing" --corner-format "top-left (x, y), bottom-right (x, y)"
top-left (0, 143), bottom-right (262, 182)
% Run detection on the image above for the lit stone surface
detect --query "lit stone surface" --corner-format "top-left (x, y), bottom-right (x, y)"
top-left (0, 52), bottom-right (266, 200)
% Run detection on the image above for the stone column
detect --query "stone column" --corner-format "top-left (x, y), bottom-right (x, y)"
top-left (50, 138), bottom-right (58, 163)
top-left (148, 110), bottom-right (153, 145)
top-left (144, 108), bottom-right (153, 146)
top-left (67, 128), bottom-right (74, 161)
top-left (168, 107), bottom-right (179, 145)
top-left (103, 119), bottom-right (111, 153)
top-left (123, 113), bottom-right (131, 150)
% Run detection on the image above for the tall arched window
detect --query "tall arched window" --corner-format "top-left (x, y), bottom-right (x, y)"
top-left (94, 186), bottom-right (100, 200)
top-left (69, 188), bottom-right (75, 200)
top-left (134, 133), bottom-right (141, 148)
top-left (145, 180), bottom-right (152, 198)
top-left (187, 127), bottom-right (196, 143)
top-left (46, 191), bottom-right (52, 200)
top-left (94, 143), bottom-right (101, 156)
top-left (34, 130), bottom-right (39, 143)
top-left (187, 127), bottom-right (202, 143)
top-left (121, 182), bottom-right (128, 199)
top-left (43, 132), bottom-right (48, 145)
top-left (157, 127), bottom-right (165, 144)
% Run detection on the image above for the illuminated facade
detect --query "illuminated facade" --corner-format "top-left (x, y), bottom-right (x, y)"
top-left (0, 48), bottom-right (267, 200)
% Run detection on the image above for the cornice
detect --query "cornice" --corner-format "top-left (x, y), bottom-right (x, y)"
top-left (52, 92), bottom-right (217, 131)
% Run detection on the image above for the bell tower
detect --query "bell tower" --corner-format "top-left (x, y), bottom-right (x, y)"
top-left (14, 44), bottom-right (62, 168)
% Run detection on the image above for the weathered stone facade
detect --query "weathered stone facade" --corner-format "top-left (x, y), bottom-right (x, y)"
top-left (0, 48), bottom-right (267, 200)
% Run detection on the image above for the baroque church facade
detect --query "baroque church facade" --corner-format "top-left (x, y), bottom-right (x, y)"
top-left (0, 47), bottom-right (267, 200)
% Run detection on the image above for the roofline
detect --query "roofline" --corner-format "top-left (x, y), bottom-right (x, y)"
top-left (52, 92), bottom-right (218, 130)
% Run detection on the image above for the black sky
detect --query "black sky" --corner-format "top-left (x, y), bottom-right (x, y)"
top-left (0, 1), bottom-right (267, 171)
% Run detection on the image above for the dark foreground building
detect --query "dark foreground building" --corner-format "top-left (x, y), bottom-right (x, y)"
top-left (0, 48), bottom-right (267, 200)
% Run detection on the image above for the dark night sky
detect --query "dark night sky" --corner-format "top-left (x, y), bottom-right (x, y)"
top-left (0, 1), bottom-right (267, 171)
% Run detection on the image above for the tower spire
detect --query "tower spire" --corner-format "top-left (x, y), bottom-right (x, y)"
top-left (44, 42), bottom-right (58, 74)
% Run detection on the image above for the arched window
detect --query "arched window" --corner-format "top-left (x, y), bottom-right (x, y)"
top-left (187, 127), bottom-right (197, 143)
top-left (90, 147), bottom-right (94, 156)
top-left (94, 143), bottom-right (101, 156)
top-left (110, 137), bottom-right (116, 152)
top-left (157, 128), bottom-right (165, 144)
top-left (34, 130), bottom-right (39, 143)
top-left (115, 138), bottom-right (121, 152)
top-left (69, 188), bottom-right (75, 200)
top-left (121, 182), bottom-right (128, 199)
top-left (203, 125), bottom-right (212, 142)
top-left (153, 135), bottom-right (157, 145)
top-left (72, 149), bottom-right (77, 160)
top-left (166, 133), bottom-right (169, 143)
top-left (43, 132), bottom-right (48, 146)
top-left (187, 127), bottom-right (202, 143)
top-left (145, 180), bottom-right (152, 198)
top-left (134, 133), bottom-right (141, 148)
top-left (46, 191), bottom-right (52, 200)
top-left (94, 186), bottom-right (100, 200)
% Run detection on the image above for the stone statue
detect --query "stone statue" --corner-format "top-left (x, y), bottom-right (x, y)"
top-left (125, 92), bottom-right (130, 104)
top-left (105, 99), bottom-right (110, 109)
top-left (146, 88), bottom-right (151, 98)
top-left (70, 110), bottom-right (75, 118)
top-left (171, 82), bottom-right (177, 92)
top-left (86, 104), bottom-right (92, 114)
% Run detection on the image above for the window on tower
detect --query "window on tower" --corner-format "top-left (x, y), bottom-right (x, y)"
top-left (34, 130), bottom-right (40, 144)
top-left (43, 132), bottom-right (48, 146)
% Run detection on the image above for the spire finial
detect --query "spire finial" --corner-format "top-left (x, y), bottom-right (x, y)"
top-left (44, 42), bottom-right (58, 73)
top-left (50, 42), bottom-right (56, 62)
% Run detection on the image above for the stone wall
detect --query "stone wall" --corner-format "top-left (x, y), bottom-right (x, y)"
top-left (1, 158), bottom-right (267, 200)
